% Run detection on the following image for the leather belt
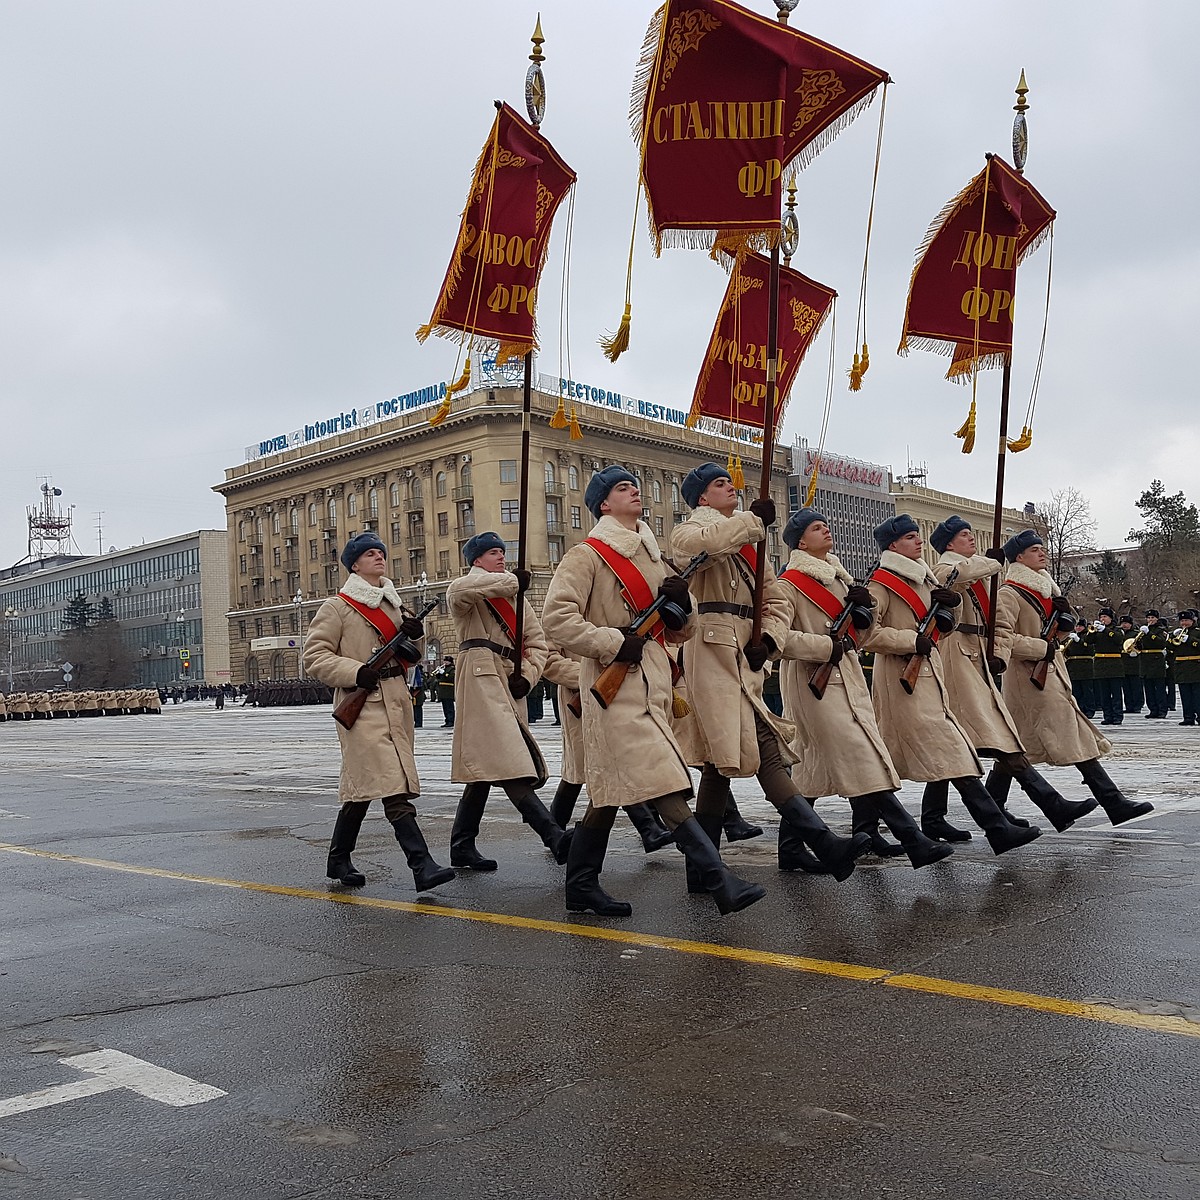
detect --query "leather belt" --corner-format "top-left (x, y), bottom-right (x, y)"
top-left (377, 665), bottom-right (409, 680)
top-left (459, 637), bottom-right (515, 662)
top-left (951, 623), bottom-right (987, 637)
top-left (698, 602), bottom-right (755, 619)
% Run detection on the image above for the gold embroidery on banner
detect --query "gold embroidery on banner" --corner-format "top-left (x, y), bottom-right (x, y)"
top-left (660, 10), bottom-right (721, 89)
top-left (471, 150), bottom-right (530, 203)
top-left (789, 69), bottom-right (846, 136)
top-left (791, 298), bottom-right (820, 337)
top-left (535, 182), bottom-right (554, 230)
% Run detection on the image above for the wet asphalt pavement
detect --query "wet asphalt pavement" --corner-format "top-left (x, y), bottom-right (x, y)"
top-left (1, 703), bottom-right (1198, 1199)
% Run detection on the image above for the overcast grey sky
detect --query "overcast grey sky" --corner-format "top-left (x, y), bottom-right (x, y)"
top-left (2, 1), bottom-right (1195, 564)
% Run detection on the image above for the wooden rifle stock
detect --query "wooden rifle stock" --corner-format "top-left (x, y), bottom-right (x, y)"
top-left (808, 598), bottom-right (858, 700)
top-left (332, 598), bottom-right (439, 730)
top-left (589, 551), bottom-right (709, 711)
top-left (899, 568), bottom-right (959, 695)
top-left (1029, 607), bottom-right (1059, 691)
top-left (566, 691), bottom-right (582, 719)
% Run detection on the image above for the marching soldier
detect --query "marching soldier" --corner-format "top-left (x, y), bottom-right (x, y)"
top-left (928, 516), bottom-right (1094, 834)
top-left (445, 532), bottom-right (570, 871)
top-left (542, 465), bottom-right (766, 917)
top-left (1063, 619), bottom-right (1096, 717)
top-left (304, 532), bottom-right (455, 892)
top-left (1136, 609), bottom-right (1170, 718)
top-left (862, 514), bottom-right (1041, 854)
top-left (1172, 610), bottom-right (1200, 725)
top-left (776, 507), bottom-right (953, 869)
top-left (994, 530), bottom-right (1153, 825)
top-left (1090, 607), bottom-right (1126, 725)
top-left (1118, 615), bottom-right (1144, 714)
top-left (670, 464), bottom-right (871, 882)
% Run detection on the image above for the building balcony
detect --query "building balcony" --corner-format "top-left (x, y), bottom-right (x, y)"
top-left (546, 521), bottom-right (566, 537)
top-left (404, 499), bottom-right (424, 513)
top-left (454, 526), bottom-right (478, 542)
top-left (407, 534), bottom-right (426, 550)
top-left (544, 481), bottom-right (566, 498)
top-left (452, 484), bottom-right (473, 501)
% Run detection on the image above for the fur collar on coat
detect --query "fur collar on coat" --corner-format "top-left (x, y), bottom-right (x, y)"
top-left (784, 549), bottom-right (852, 587)
top-left (1004, 560), bottom-right (1061, 598)
top-left (878, 549), bottom-right (937, 587)
top-left (589, 514), bottom-right (661, 561)
top-left (937, 549), bottom-right (1001, 579)
top-left (341, 571), bottom-right (404, 612)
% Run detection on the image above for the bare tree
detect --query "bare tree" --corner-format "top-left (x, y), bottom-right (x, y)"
top-left (1036, 488), bottom-right (1097, 586)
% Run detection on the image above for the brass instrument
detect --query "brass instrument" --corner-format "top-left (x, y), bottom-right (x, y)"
top-left (1122, 625), bottom-right (1150, 655)
top-left (1168, 627), bottom-right (1189, 646)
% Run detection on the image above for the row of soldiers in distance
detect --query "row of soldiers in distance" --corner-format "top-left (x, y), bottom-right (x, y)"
top-left (1061, 608), bottom-right (1200, 725)
top-left (1, 689), bottom-right (163, 719)
top-left (300, 460), bottom-right (1178, 919)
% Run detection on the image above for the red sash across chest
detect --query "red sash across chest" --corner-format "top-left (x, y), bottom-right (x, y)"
top-left (339, 592), bottom-right (399, 642)
top-left (483, 596), bottom-right (524, 649)
top-left (1004, 580), bottom-right (1054, 620)
top-left (968, 580), bottom-right (991, 626)
top-left (870, 568), bottom-right (941, 644)
top-left (584, 537), bottom-right (666, 646)
top-left (779, 570), bottom-right (859, 646)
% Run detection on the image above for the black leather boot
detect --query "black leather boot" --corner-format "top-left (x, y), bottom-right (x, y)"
top-left (326, 803), bottom-right (368, 887)
top-left (673, 816), bottom-right (766, 915)
top-left (849, 795), bottom-right (906, 857)
top-left (390, 815), bottom-right (455, 891)
top-left (723, 795), bottom-right (764, 842)
top-left (685, 808), bottom-right (725, 894)
top-left (625, 802), bottom-right (674, 853)
top-left (778, 819), bottom-right (831, 874)
top-left (450, 783), bottom-right (498, 871)
top-left (565, 823), bottom-right (632, 917)
top-left (777, 796), bottom-right (871, 882)
top-left (549, 780), bottom-right (582, 830)
top-left (506, 784), bottom-right (573, 864)
top-left (1009, 765), bottom-right (1097, 832)
top-left (921, 779), bottom-right (972, 842)
top-left (952, 777), bottom-right (1042, 854)
top-left (1077, 759), bottom-right (1153, 825)
top-left (864, 792), bottom-right (954, 869)
top-left (983, 768), bottom-right (1031, 828)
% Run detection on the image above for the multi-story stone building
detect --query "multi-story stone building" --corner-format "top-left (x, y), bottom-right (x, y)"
top-left (0, 531), bottom-right (230, 690)
top-left (214, 367), bottom-right (793, 685)
top-left (889, 479), bottom-right (1039, 563)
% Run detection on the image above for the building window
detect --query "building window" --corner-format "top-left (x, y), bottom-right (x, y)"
top-left (549, 540), bottom-right (562, 565)
top-left (655, 516), bottom-right (664, 536)
top-left (255, 517), bottom-right (264, 539)
top-left (237, 521), bottom-right (246, 542)
top-left (327, 498), bottom-right (337, 524)
top-left (391, 521), bottom-right (402, 544)
top-left (501, 500), bottom-right (520, 524)
top-left (272, 547), bottom-right (281, 567)
top-left (347, 493), bottom-right (358, 517)
top-left (671, 482), bottom-right (681, 509)
top-left (390, 481), bottom-right (401, 508)
top-left (436, 472), bottom-right (447, 498)
top-left (437, 512), bottom-right (449, 536)
top-left (460, 464), bottom-right (473, 490)
top-left (254, 617), bottom-right (263, 637)
top-left (652, 479), bottom-right (662, 503)
top-left (504, 540), bottom-right (520, 559)
top-left (544, 460), bottom-right (556, 485)
top-left (240, 585), bottom-right (248, 604)
top-left (238, 554), bottom-right (247, 574)
top-left (238, 620), bottom-right (246, 639)
top-left (570, 505), bottom-right (582, 529)
top-left (308, 502), bottom-right (318, 526)
top-left (309, 573), bottom-right (319, 594)
top-left (272, 511), bottom-right (281, 535)
top-left (290, 612), bottom-right (299, 633)
top-left (568, 464), bottom-right (579, 490)
top-left (500, 459), bottom-right (518, 484)
top-left (290, 508), bottom-right (300, 534)
top-left (410, 477), bottom-right (423, 502)
top-left (309, 539), bottom-right (318, 560)
top-left (438, 549), bottom-right (450, 575)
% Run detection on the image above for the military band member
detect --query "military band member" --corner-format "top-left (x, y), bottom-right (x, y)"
top-left (994, 530), bottom-right (1153, 824)
top-left (776, 507), bottom-right (953, 869)
top-left (1063, 619), bottom-right (1096, 717)
top-left (862, 514), bottom-right (1041, 854)
top-left (1136, 609), bottom-right (1171, 718)
top-left (928, 515), bottom-right (1094, 834)
top-left (445, 532), bottom-right (570, 872)
top-left (304, 532), bottom-right (455, 892)
top-left (1172, 610), bottom-right (1200, 725)
top-left (1118, 615), bottom-right (1145, 714)
top-left (1090, 607), bottom-right (1126, 725)
top-left (543, 466), bottom-right (766, 917)
top-left (670, 464), bottom-right (871, 882)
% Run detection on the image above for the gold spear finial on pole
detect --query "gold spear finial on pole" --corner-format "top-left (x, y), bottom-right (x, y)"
top-left (781, 174), bottom-right (799, 266)
top-left (1012, 69), bottom-right (1029, 174)
top-left (526, 14), bottom-right (546, 127)
top-left (776, 0), bottom-right (799, 24)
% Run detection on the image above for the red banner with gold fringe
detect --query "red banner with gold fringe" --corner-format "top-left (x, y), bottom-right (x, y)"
top-left (417, 103), bottom-right (575, 363)
top-left (688, 251), bottom-right (835, 431)
top-left (898, 155), bottom-right (1055, 380)
top-left (632, 0), bottom-right (888, 255)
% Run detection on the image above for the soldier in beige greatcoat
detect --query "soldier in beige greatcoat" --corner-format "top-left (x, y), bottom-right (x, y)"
top-left (543, 466), bottom-right (765, 918)
top-left (862, 513), bottom-right (1041, 856)
top-left (304, 532), bottom-right (454, 893)
top-left (927, 515), bottom-right (1094, 839)
top-left (775, 507), bottom-right (952, 871)
top-left (670, 463), bottom-right (871, 883)
top-left (994, 528), bottom-right (1153, 826)
top-left (444, 531), bottom-right (570, 873)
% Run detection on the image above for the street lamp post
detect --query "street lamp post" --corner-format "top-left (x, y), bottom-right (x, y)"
top-left (3, 606), bottom-right (22, 692)
top-left (293, 591), bottom-right (305, 678)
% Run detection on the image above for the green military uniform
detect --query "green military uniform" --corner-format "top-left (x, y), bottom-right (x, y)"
top-left (1137, 615), bottom-right (1171, 718)
top-left (1170, 613), bottom-right (1200, 724)
top-left (1063, 626), bottom-right (1095, 717)
top-left (1089, 619), bottom-right (1126, 724)
top-left (436, 659), bottom-right (456, 727)
top-left (858, 648), bottom-right (875, 693)
top-left (1119, 619), bottom-right (1144, 713)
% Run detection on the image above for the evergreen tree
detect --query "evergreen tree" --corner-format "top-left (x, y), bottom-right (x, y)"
top-left (1087, 549), bottom-right (1130, 596)
top-left (62, 592), bottom-right (95, 631)
top-left (1128, 480), bottom-right (1200, 610)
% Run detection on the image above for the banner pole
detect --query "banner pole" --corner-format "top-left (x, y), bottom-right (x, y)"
top-left (512, 351), bottom-right (533, 683)
top-left (750, 241), bottom-right (780, 647)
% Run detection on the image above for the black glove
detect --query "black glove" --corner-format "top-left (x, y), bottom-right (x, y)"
top-left (827, 636), bottom-right (846, 665)
top-left (846, 585), bottom-right (872, 608)
top-left (513, 568), bottom-right (532, 592)
top-left (1051, 595), bottom-right (1072, 613)
top-left (984, 547), bottom-right (1007, 563)
top-left (930, 587), bottom-right (962, 608)
top-left (508, 674), bottom-right (531, 699)
top-left (914, 634), bottom-right (935, 658)
top-left (657, 575), bottom-right (692, 613)
top-left (743, 634), bottom-right (776, 672)
top-left (614, 633), bottom-right (646, 664)
top-left (400, 617), bottom-right (424, 639)
top-left (749, 497), bottom-right (776, 526)
top-left (1043, 638), bottom-right (1058, 661)
top-left (355, 664), bottom-right (380, 691)
top-left (988, 655), bottom-right (1007, 676)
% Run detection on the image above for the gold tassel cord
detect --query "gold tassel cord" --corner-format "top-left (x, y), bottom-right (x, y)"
top-left (428, 395), bottom-right (453, 428)
top-left (549, 396), bottom-right (568, 429)
top-left (445, 356), bottom-right (471, 398)
top-left (568, 406), bottom-right (583, 440)
top-left (954, 398), bottom-right (977, 454)
top-left (847, 341), bottom-right (870, 392)
top-left (599, 303), bottom-right (632, 363)
top-left (805, 462), bottom-right (820, 507)
top-left (1007, 425), bottom-right (1033, 453)
top-left (847, 84), bottom-right (887, 392)
top-left (672, 690), bottom-right (691, 718)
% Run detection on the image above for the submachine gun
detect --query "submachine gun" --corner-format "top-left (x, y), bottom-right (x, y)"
top-left (808, 586), bottom-right (875, 700)
top-left (899, 567), bottom-right (959, 695)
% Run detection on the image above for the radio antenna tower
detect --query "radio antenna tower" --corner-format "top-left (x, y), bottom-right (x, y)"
top-left (26, 479), bottom-right (81, 562)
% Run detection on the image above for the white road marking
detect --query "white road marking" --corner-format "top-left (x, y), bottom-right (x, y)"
top-left (0, 1049), bottom-right (226, 1119)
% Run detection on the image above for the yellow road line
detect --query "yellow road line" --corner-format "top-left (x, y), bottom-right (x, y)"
top-left (2, 840), bottom-right (1197, 1040)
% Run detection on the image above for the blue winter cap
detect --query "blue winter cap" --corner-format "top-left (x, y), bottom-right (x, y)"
top-left (782, 508), bottom-right (828, 550)
top-left (931, 514), bottom-right (972, 555)
top-left (682, 462), bottom-right (732, 509)
top-left (874, 513), bottom-right (920, 552)
top-left (584, 466), bottom-right (638, 518)
top-left (463, 530), bottom-right (506, 565)
top-left (340, 532), bottom-right (388, 571)
top-left (1002, 528), bottom-right (1043, 562)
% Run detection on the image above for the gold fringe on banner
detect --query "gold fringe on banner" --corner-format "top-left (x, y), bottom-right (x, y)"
top-left (1007, 425), bottom-right (1033, 453)
top-left (428, 396), bottom-right (453, 428)
top-left (568, 407), bottom-right (583, 440)
top-left (445, 357), bottom-right (471, 398)
top-left (549, 396), bottom-right (568, 429)
top-left (954, 399), bottom-right (977, 454)
top-left (848, 342), bottom-right (870, 391)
